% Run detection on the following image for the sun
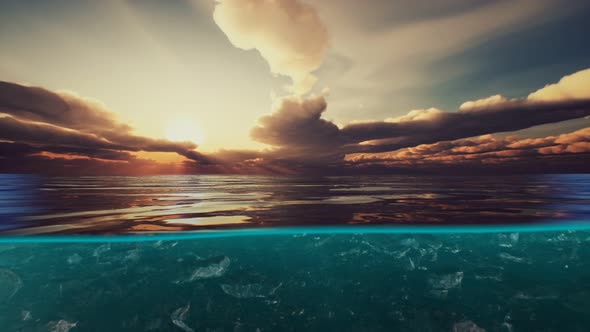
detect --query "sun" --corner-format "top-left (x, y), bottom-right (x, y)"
top-left (164, 119), bottom-right (204, 145)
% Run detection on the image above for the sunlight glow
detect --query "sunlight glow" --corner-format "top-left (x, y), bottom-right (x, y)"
top-left (165, 119), bottom-right (204, 145)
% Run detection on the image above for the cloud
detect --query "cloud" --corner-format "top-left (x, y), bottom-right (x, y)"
top-left (345, 127), bottom-right (590, 173)
top-left (459, 94), bottom-right (508, 111)
top-left (0, 149), bottom-right (188, 176)
top-left (0, 82), bottom-right (131, 136)
top-left (213, 0), bottom-right (329, 94)
top-left (250, 95), bottom-right (344, 162)
top-left (336, 68), bottom-right (590, 154)
top-left (0, 141), bottom-right (134, 161)
top-left (0, 115), bottom-right (127, 151)
top-left (309, 0), bottom-right (576, 118)
top-left (528, 68), bottom-right (590, 102)
top-left (0, 81), bottom-right (208, 173)
top-left (2, 66), bottom-right (590, 175)
top-left (385, 108), bottom-right (444, 122)
top-left (457, 69), bottom-right (590, 112)
top-left (341, 98), bottom-right (590, 153)
top-left (224, 68), bottom-right (590, 173)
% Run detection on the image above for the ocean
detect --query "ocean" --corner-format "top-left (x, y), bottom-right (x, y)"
top-left (0, 174), bottom-right (589, 331)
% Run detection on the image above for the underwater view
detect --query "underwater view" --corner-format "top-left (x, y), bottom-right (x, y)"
top-left (2, 229), bottom-right (590, 331)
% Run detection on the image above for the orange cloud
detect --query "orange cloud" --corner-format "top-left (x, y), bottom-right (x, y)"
top-left (346, 127), bottom-right (590, 173)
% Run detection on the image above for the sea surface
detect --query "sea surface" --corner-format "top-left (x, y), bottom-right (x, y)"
top-left (1, 174), bottom-right (590, 331)
top-left (1, 174), bottom-right (589, 234)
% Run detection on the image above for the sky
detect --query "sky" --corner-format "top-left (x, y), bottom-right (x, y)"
top-left (1, 0), bottom-right (590, 175)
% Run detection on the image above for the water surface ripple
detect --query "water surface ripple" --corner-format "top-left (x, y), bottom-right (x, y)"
top-left (0, 174), bottom-right (589, 235)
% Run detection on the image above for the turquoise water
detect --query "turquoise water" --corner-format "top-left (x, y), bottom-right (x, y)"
top-left (1, 229), bottom-right (590, 331)
top-left (1, 175), bottom-right (590, 331)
